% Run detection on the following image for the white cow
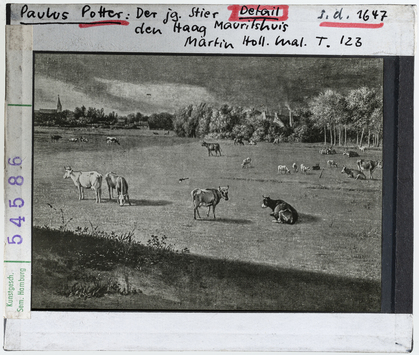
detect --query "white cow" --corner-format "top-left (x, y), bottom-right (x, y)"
top-left (327, 160), bottom-right (338, 168)
top-left (105, 172), bottom-right (119, 200)
top-left (241, 157), bottom-right (252, 168)
top-left (300, 164), bottom-right (310, 174)
top-left (277, 165), bottom-right (290, 174)
top-left (63, 166), bottom-right (102, 203)
top-left (106, 137), bottom-right (120, 145)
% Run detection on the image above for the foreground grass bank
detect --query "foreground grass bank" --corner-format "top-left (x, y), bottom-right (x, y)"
top-left (32, 226), bottom-right (380, 312)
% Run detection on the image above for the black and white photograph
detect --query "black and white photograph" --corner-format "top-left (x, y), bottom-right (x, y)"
top-left (32, 54), bottom-right (384, 312)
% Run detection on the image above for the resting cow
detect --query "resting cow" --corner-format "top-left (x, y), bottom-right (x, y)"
top-left (343, 150), bottom-right (359, 157)
top-left (191, 186), bottom-right (229, 219)
top-left (51, 135), bottom-right (62, 142)
top-left (261, 196), bottom-right (298, 224)
top-left (341, 166), bottom-right (366, 180)
top-left (63, 166), bottom-right (102, 203)
top-left (327, 160), bottom-right (338, 168)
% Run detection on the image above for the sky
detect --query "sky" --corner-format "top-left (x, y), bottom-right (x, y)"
top-left (34, 54), bottom-right (383, 116)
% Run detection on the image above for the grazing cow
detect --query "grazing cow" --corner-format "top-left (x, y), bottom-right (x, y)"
top-left (356, 159), bottom-right (380, 179)
top-left (51, 135), bottom-right (62, 142)
top-left (249, 140), bottom-right (257, 145)
top-left (63, 166), bottom-right (102, 203)
top-left (242, 157), bottom-right (252, 168)
top-left (300, 164), bottom-right (310, 174)
top-left (79, 136), bottom-right (88, 143)
top-left (191, 186), bottom-right (229, 219)
top-left (358, 146), bottom-right (367, 152)
top-left (69, 138), bottom-right (78, 142)
top-left (234, 137), bottom-right (244, 145)
top-left (341, 166), bottom-right (366, 180)
top-left (106, 137), bottom-right (120, 145)
top-left (202, 141), bottom-right (222, 156)
top-left (105, 172), bottom-right (118, 199)
top-left (343, 150), bottom-right (359, 157)
top-left (292, 162), bottom-right (298, 173)
top-left (153, 132), bottom-right (159, 135)
top-left (261, 196), bottom-right (298, 224)
top-left (116, 176), bottom-right (131, 206)
top-left (277, 165), bottom-right (290, 174)
top-left (311, 163), bottom-right (321, 171)
top-left (327, 160), bottom-right (338, 168)
top-left (273, 138), bottom-right (280, 145)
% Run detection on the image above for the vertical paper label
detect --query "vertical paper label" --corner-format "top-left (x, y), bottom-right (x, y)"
top-left (4, 26), bottom-right (33, 319)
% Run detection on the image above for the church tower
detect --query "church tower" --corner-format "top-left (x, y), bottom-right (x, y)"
top-left (57, 95), bottom-right (62, 113)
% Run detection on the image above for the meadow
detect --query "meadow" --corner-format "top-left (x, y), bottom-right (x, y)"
top-left (32, 126), bottom-right (383, 311)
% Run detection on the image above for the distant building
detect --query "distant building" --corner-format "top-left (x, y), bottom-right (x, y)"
top-left (57, 95), bottom-right (62, 113)
top-left (36, 95), bottom-right (62, 115)
top-left (34, 96), bottom-right (64, 125)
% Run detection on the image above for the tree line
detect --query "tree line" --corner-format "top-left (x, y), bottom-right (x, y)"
top-left (34, 106), bottom-right (174, 130)
top-left (173, 87), bottom-right (383, 147)
top-left (35, 86), bottom-right (382, 147)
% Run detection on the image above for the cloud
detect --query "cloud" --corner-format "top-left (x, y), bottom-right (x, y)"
top-left (34, 75), bottom-right (117, 114)
top-left (95, 78), bottom-right (218, 113)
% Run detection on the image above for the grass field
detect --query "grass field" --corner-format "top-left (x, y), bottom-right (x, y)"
top-left (33, 126), bottom-right (383, 310)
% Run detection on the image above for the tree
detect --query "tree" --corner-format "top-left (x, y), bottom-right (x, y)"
top-left (148, 112), bottom-right (174, 130)
top-left (309, 90), bottom-right (344, 145)
top-left (346, 87), bottom-right (382, 147)
top-left (74, 105), bottom-right (86, 120)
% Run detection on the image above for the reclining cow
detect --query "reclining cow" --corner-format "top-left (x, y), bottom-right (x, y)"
top-left (343, 150), bottom-right (359, 157)
top-left (327, 160), bottom-right (338, 168)
top-left (51, 135), bottom-right (62, 142)
top-left (107, 137), bottom-right (120, 145)
top-left (261, 196), bottom-right (298, 224)
top-left (341, 166), bottom-right (366, 180)
top-left (191, 186), bottom-right (229, 219)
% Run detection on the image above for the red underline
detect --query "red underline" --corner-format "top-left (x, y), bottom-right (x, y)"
top-left (79, 20), bottom-right (129, 28)
top-left (320, 22), bottom-right (384, 29)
